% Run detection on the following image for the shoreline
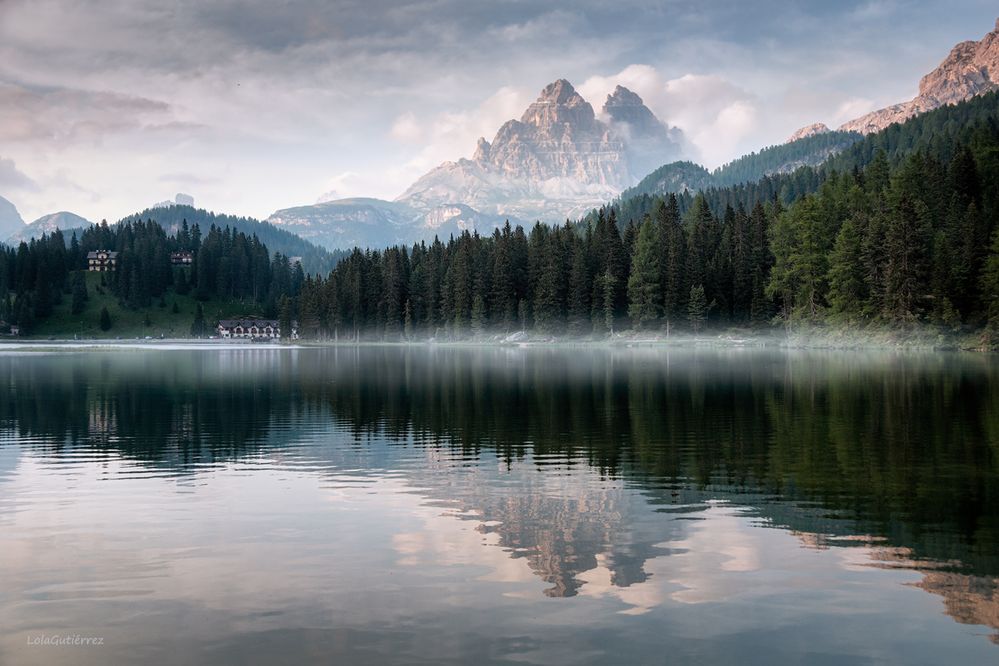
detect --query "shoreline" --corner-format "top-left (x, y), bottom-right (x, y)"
top-left (0, 329), bottom-right (993, 353)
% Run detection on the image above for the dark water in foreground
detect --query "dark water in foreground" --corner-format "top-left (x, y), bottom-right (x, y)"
top-left (1, 346), bottom-right (998, 665)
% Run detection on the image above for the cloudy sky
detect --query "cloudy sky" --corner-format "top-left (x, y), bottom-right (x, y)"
top-left (0, 0), bottom-right (996, 223)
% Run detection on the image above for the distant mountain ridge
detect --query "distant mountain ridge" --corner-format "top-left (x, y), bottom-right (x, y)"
top-left (620, 130), bottom-right (862, 200)
top-left (267, 198), bottom-right (512, 250)
top-left (6, 211), bottom-right (91, 245)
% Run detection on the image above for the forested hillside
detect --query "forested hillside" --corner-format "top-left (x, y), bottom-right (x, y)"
top-left (619, 130), bottom-right (862, 202)
top-left (0, 219), bottom-right (307, 334)
top-left (117, 206), bottom-right (345, 276)
top-left (605, 90), bottom-right (999, 228)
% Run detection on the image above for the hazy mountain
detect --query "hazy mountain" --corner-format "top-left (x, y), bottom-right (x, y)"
top-left (153, 193), bottom-right (196, 209)
top-left (603, 85), bottom-right (687, 180)
top-left (397, 79), bottom-right (684, 222)
top-left (6, 210), bottom-right (91, 244)
top-left (0, 195), bottom-right (25, 241)
top-left (267, 198), bottom-right (511, 250)
top-left (839, 18), bottom-right (999, 134)
top-left (268, 198), bottom-right (423, 250)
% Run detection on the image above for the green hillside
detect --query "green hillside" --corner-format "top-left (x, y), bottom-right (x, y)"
top-left (114, 206), bottom-right (347, 276)
top-left (28, 271), bottom-right (264, 339)
top-left (620, 130), bottom-right (862, 201)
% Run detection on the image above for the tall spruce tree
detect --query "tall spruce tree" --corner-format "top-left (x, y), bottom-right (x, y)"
top-left (627, 218), bottom-right (662, 328)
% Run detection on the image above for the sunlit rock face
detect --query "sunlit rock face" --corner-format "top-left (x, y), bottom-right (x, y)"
top-left (840, 18), bottom-right (999, 134)
top-left (397, 79), bottom-right (684, 223)
top-left (785, 122), bottom-right (830, 143)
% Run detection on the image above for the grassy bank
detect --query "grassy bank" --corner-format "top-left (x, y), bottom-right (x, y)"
top-left (28, 271), bottom-right (262, 339)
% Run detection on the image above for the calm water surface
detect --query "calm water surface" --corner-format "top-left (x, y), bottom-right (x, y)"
top-left (0, 346), bottom-right (997, 665)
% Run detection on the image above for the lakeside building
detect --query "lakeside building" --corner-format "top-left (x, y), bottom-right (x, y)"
top-left (87, 250), bottom-right (118, 271)
top-left (170, 251), bottom-right (194, 265)
top-left (217, 318), bottom-right (298, 340)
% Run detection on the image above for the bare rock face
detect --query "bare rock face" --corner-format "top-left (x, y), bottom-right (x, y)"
top-left (786, 122), bottom-right (830, 143)
top-left (480, 79), bottom-right (629, 189)
top-left (840, 18), bottom-right (999, 134)
top-left (398, 79), bottom-right (683, 222)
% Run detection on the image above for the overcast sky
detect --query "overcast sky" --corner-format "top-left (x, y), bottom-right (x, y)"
top-left (0, 0), bottom-right (996, 223)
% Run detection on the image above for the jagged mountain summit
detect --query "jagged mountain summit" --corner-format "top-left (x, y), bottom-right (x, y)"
top-left (397, 79), bottom-right (684, 222)
top-left (838, 18), bottom-right (999, 134)
top-left (267, 79), bottom-right (684, 249)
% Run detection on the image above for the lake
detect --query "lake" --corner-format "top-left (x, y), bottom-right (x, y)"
top-left (0, 346), bottom-right (997, 665)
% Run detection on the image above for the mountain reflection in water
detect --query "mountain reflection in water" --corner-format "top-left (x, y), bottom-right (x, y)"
top-left (0, 346), bottom-right (997, 665)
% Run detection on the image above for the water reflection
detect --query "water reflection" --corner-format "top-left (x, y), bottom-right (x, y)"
top-left (0, 347), bottom-right (997, 663)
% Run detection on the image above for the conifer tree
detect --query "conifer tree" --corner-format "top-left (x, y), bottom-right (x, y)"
top-left (627, 218), bottom-right (661, 328)
top-left (567, 232), bottom-right (592, 336)
top-left (826, 218), bottom-right (866, 321)
top-left (71, 272), bottom-right (88, 316)
top-left (190, 303), bottom-right (206, 337)
top-left (882, 194), bottom-right (931, 322)
top-left (979, 229), bottom-right (999, 334)
top-left (688, 285), bottom-right (707, 333)
top-left (99, 306), bottom-right (112, 332)
top-left (471, 294), bottom-right (487, 336)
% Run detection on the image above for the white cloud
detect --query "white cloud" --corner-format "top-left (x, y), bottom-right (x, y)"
top-left (580, 66), bottom-right (761, 168)
top-left (336, 85), bottom-right (533, 201)
top-left (389, 112), bottom-right (422, 143)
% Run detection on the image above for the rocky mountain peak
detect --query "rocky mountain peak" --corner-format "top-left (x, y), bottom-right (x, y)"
top-left (397, 78), bottom-right (685, 222)
top-left (604, 85), bottom-right (644, 108)
top-left (472, 137), bottom-right (491, 162)
top-left (519, 78), bottom-right (596, 129)
top-left (602, 86), bottom-right (665, 133)
top-left (840, 17), bottom-right (999, 134)
top-left (538, 79), bottom-right (580, 105)
top-left (786, 123), bottom-right (830, 143)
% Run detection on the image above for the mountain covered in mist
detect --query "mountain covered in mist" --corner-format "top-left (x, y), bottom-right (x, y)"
top-left (397, 79), bottom-right (684, 221)
top-left (268, 79), bottom-right (684, 249)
